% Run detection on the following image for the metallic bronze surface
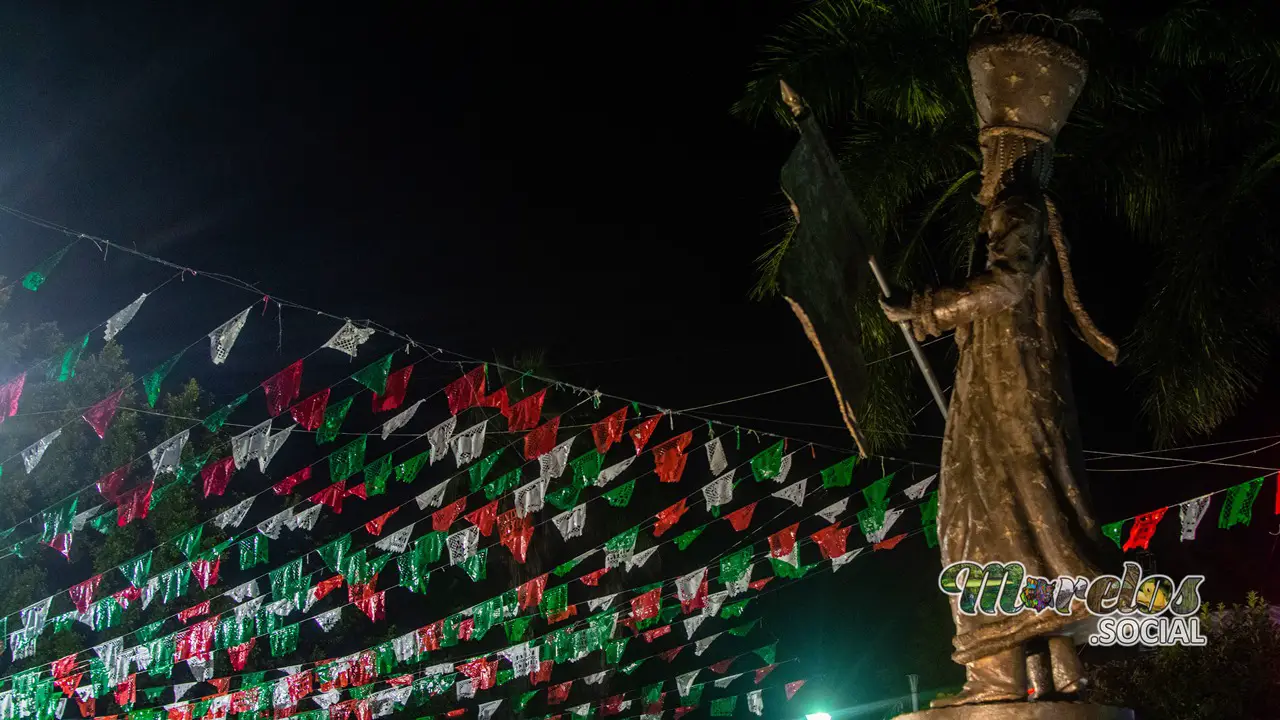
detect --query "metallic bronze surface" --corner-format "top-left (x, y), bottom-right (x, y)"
top-left (879, 31), bottom-right (1118, 707)
top-left (778, 89), bottom-right (875, 457)
top-left (897, 703), bottom-right (1133, 720)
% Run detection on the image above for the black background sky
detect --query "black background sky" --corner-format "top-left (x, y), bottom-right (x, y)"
top-left (1, 2), bottom-right (1278, 715)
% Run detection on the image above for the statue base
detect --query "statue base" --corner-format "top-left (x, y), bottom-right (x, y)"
top-left (896, 703), bottom-right (1132, 720)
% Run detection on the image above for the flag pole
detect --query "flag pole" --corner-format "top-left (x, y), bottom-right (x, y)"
top-left (778, 78), bottom-right (948, 440)
top-left (867, 256), bottom-right (949, 420)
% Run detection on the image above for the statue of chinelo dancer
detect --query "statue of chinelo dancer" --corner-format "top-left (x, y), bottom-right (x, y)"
top-left (774, 14), bottom-right (1126, 714)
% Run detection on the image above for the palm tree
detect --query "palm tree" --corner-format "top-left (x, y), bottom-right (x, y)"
top-left (737, 0), bottom-right (1280, 450)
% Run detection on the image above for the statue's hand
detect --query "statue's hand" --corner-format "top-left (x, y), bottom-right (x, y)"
top-left (878, 291), bottom-right (915, 324)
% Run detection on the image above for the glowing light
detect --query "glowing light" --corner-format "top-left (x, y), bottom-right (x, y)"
top-left (806, 714), bottom-right (832, 720)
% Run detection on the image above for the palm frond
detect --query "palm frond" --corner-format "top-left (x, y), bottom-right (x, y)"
top-left (851, 286), bottom-right (920, 453)
top-left (742, 0), bottom-right (1280, 445)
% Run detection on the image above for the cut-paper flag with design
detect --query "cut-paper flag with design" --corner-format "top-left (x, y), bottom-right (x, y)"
top-left (262, 360), bottom-right (303, 417)
top-left (768, 523), bottom-right (800, 561)
top-left (652, 431), bottom-right (693, 483)
top-left (444, 366), bottom-right (486, 414)
top-left (592, 407), bottom-right (628, 454)
top-left (209, 308), bottom-right (252, 365)
top-left (0, 372), bottom-right (24, 423)
top-left (816, 497), bottom-right (848, 524)
top-left (105, 293), bottom-right (147, 342)
top-left (504, 389), bottom-right (546, 431)
top-left (271, 466), bottom-right (308, 491)
top-left (524, 417), bottom-right (560, 460)
top-left (1123, 507), bottom-right (1168, 552)
top-left (706, 436), bottom-right (728, 476)
top-left (214, 497), bottom-right (255, 529)
top-left (428, 416), bottom-right (457, 464)
top-left (904, 473), bottom-right (937, 499)
top-left (702, 470), bottom-right (734, 516)
top-left (116, 482), bottom-right (154, 527)
top-left (725, 502), bottom-right (757, 531)
top-left (1179, 496), bottom-right (1211, 541)
top-left (82, 390), bottom-right (125, 439)
top-left (514, 478), bottom-right (548, 517)
top-left (291, 389), bottom-right (330, 431)
top-left (258, 425), bottom-right (293, 473)
top-left (627, 546), bottom-right (658, 572)
top-left (553, 505), bottom-right (587, 541)
top-left (750, 441), bottom-right (786, 482)
top-left (811, 523), bottom-right (851, 560)
top-left (452, 421), bottom-right (487, 466)
top-left (1219, 476), bottom-right (1264, 530)
top-left (382, 399), bottom-right (423, 440)
top-left (23, 428), bottom-right (62, 473)
top-left (772, 478), bottom-right (806, 507)
top-left (654, 499), bottom-right (688, 537)
top-left (353, 353), bottom-right (394, 395)
top-left (232, 420), bottom-right (270, 470)
top-left (202, 456), bottom-right (236, 497)
top-left (598, 457), bottom-right (634, 487)
top-left (324, 320), bottom-right (375, 357)
top-left (373, 364), bottom-right (413, 412)
top-left (629, 414), bottom-right (663, 454)
top-left (540, 437), bottom-right (576, 481)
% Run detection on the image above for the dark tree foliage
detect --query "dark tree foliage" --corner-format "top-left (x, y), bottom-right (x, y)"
top-left (0, 283), bottom-right (220, 671)
top-left (1087, 592), bottom-right (1280, 719)
top-left (737, 0), bottom-right (1280, 449)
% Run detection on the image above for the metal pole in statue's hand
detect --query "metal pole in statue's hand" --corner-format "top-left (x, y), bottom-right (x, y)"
top-left (868, 256), bottom-right (949, 420)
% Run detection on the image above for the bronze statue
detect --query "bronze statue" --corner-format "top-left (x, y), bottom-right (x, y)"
top-left (877, 31), bottom-right (1118, 706)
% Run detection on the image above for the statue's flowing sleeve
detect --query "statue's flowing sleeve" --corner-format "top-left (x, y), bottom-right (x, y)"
top-left (905, 196), bottom-right (1043, 340)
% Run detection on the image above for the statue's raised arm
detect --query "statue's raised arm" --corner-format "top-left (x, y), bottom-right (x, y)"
top-left (881, 191), bottom-right (1045, 342)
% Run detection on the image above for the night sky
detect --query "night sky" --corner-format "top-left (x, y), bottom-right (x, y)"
top-left (0, 3), bottom-right (1278, 716)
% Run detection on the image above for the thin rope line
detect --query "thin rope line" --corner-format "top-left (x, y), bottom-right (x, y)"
top-left (0, 238), bottom-right (80, 294)
top-left (694, 410), bottom-right (1280, 470)
top-left (0, 270), bottom-right (185, 385)
top-left (0, 297), bottom-right (265, 472)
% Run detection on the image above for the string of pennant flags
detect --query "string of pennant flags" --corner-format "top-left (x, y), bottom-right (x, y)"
top-left (59, 507), bottom-right (865, 720)
top-left (49, 545), bottom-right (793, 720)
top-left (0, 211), bottom-right (939, 574)
top-left (0, 384), bottom-right (921, 686)
top-left (0, 287), bottom-right (919, 562)
top-left (1100, 470), bottom-right (1280, 552)
top-left (0, 312), bottom-right (931, 632)
top-left (7, 176), bottom-right (1270, 720)
top-left (0, 297), bottom-right (264, 468)
top-left (0, 485), bottom-right (922, 720)
top-left (0, 199), bottom-right (914, 473)
top-left (68, 534), bottom-right (791, 712)
top-left (0, 206), bottom-right (947, 720)
top-left (0, 387), bottom-right (928, 720)
top-left (0, 238), bottom-right (79, 294)
top-left (0, 370), bottom-right (932, 682)
top-left (71, 648), bottom-right (808, 720)
top-left (0, 268), bottom-right (187, 409)
top-left (0, 305), bottom-right (428, 549)
top-left (63, 514), bottom-right (870, 720)
top-left (0, 384), bottom-right (597, 667)
top-left (0, 345), bottom-right (552, 564)
top-left (33, 450), bottom-right (903, 720)
top-left (2, 486), bottom-right (826, 720)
